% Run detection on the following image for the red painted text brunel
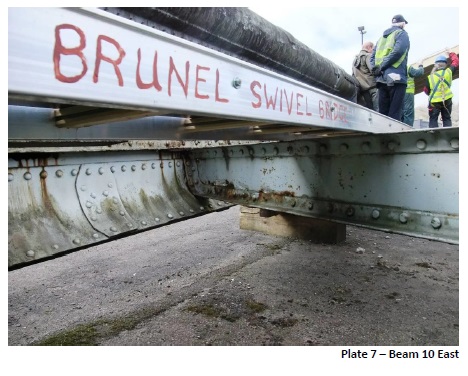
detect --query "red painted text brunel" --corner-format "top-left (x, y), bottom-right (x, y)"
top-left (53, 23), bottom-right (348, 124)
top-left (53, 24), bottom-right (229, 103)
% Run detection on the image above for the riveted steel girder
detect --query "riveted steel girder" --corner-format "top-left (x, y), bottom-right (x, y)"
top-left (186, 127), bottom-right (459, 244)
top-left (8, 151), bottom-right (230, 268)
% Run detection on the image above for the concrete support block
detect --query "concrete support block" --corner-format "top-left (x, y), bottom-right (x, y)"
top-left (239, 206), bottom-right (346, 244)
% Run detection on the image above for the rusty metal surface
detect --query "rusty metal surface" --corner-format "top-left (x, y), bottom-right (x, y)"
top-left (8, 163), bottom-right (108, 267)
top-left (76, 163), bottom-right (139, 237)
top-left (186, 127), bottom-right (459, 244)
top-left (8, 151), bottom-right (231, 268)
top-left (8, 128), bottom-right (459, 269)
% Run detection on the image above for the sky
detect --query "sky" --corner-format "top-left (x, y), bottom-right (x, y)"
top-left (248, 4), bottom-right (460, 107)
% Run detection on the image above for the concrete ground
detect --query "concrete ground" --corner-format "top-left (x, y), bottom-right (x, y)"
top-left (8, 206), bottom-right (459, 346)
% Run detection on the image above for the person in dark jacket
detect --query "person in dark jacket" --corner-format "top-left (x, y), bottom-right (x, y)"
top-left (401, 61), bottom-right (424, 126)
top-left (352, 41), bottom-right (379, 111)
top-left (370, 14), bottom-right (410, 121)
top-left (423, 49), bottom-right (459, 128)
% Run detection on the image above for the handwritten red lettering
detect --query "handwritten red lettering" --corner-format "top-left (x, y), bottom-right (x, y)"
top-left (53, 24), bottom-right (87, 83)
top-left (168, 57), bottom-right (189, 97)
top-left (215, 69), bottom-right (228, 103)
top-left (326, 102), bottom-right (332, 119)
top-left (333, 102), bottom-right (339, 120)
top-left (250, 80), bottom-right (315, 118)
top-left (195, 65), bottom-right (210, 100)
top-left (280, 89), bottom-right (283, 112)
top-left (305, 97), bottom-right (312, 116)
top-left (283, 89), bottom-right (293, 115)
top-left (93, 35), bottom-right (125, 86)
top-left (319, 100), bottom-right (348, 123)
top-left (264, 85), bottom-right (278, 109)
top-left (250, 81), bottom-right (262, 108)
top-left (136, 49), bottom-right (162, 91)
top-left (296, 93), bottom-right (304, 115)
top-left (339, 104), bottom-right (348, 122)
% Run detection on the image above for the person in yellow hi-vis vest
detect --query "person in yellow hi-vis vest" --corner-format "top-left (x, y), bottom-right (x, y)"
top-left (370, 14), bottom-right (410, 121)
top-left (424, 50), bottom-right (459, 128)
top-left (401, 61), bottom-right (424, 126)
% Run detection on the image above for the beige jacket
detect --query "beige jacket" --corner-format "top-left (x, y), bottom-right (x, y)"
top-left (352, 49), bottom-right (377, 91)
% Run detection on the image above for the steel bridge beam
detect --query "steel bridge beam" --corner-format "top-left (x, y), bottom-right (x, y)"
top-left (8, 127), bottom-right (459, 268)
top-left (8, 150), bottom-right (231, 268)
top-left (187, 128), bottom-right (459, 244)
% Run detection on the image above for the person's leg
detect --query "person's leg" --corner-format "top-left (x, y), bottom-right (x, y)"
top-left (377, 84), bottom-right (390, 116)
top-left (361, 90), bottom-right (373, 109)
top-left (356, 92), bottom-right (366, 107)
top-left (369, 87), bottom-right (379, 112)
top-left (441, 99), bottom-right (453, 127)
top-left (401, 93), bottom-right (414, 126)
top-left (387, 84), bottom-right (406, 121)
top-left (428, 104), bottom-right (441, 128)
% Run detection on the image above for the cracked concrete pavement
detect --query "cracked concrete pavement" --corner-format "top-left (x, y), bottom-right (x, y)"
top-left (8, 206), bottom-right (459, 346)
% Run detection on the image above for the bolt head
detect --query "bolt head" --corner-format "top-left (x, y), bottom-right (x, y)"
top-left (450, 138), bottom-right (459, 149)
top-left (232, 78), bottom-right (242, 89)
top-left (399, 212), bottom-right (409, 223)
top-left (346, 206), bottom-right (355, 216)
top-left (431, 217), bottom-right (442, 229)
top-left (416, 140), bottom-right (427, 150)
top-left (387, 141), bottom-right (397, 151)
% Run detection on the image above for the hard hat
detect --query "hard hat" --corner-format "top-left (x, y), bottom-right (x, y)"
top-left (435, 55), bottom-right (448, 63)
